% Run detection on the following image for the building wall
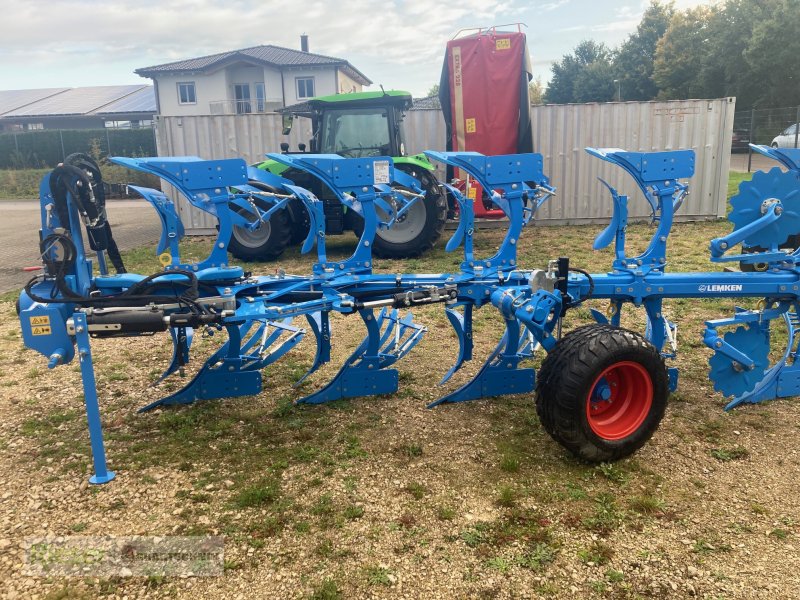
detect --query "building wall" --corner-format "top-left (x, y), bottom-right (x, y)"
top-left (281, 67), bottom-right (337, 104)
top-left (224, 64), bottom-right (284, 108)
top-left (153, 63), bottom-right (344, 115)
top-left (337, 70), bottom-right (363, 94)
top-left (154, 70), bottom-right (229, 116)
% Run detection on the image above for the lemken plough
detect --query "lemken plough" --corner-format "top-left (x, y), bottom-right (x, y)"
top-left (17, 145), bottom-right (800, 483)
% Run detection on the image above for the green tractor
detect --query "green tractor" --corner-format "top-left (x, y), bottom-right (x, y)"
top-left (227, 90), bottom-right (447, 261)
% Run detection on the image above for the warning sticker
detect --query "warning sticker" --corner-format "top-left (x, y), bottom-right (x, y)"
top-left (465, 118), bottom-right (476, 134)
top-left (30, 316), bottom-right (50, 326)
top-left (31, 326), bottom-right (52, 336)
top-left (373, 160), bottom-right (390, 185)
top-left (467, 186), bottom-right (477, 200)
top-left (495, 38), bottom-right (511, 50)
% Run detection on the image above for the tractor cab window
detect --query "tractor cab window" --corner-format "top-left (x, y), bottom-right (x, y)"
top-left (319, 108), bottom-right (391, 158)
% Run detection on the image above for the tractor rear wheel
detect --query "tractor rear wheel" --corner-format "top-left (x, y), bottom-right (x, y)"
top-left (371, 167), bottom-right (447, 259)
top-left (228, 181), bottom-right (292, 262)
top-left (536, 324), bottom-right (668, 463)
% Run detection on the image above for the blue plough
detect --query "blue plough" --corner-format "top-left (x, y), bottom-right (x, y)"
top-left (17, 144), bottom-right (800, 482)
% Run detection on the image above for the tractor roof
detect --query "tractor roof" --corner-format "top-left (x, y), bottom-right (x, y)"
top-left (279, 90), bottom-right (413, 117)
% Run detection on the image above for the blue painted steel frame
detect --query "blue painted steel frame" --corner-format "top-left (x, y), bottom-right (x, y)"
top-left (19, 141), bottom-right (800, 483)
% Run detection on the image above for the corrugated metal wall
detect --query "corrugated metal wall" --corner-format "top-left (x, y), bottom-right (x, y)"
top-left (529, 98), bottom-right (735, 223)
top-left (155, 98), bottom-right (734, 232)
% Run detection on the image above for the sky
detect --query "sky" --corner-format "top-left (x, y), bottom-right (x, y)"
top-left (0, 0), bottom-right (715, 97)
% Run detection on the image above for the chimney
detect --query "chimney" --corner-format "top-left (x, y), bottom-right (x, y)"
top-left (300, 34), bottom-right (309, 52)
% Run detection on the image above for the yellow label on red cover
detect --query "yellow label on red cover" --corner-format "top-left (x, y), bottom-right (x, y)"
top-left (465, 118), bottom-right (476, 133)
top-left (496, 38), bottom-right (511, 50)
top-left (467, 187), bottom-right (477, 200)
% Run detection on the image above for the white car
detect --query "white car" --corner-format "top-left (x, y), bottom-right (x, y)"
top-left (771, 123), bottom-right (799, 148)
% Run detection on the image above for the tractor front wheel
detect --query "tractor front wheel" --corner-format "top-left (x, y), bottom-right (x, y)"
top-left (535, 324), bottom-right (668, 463)
top-left (228, 181), bottom-right (292, 262)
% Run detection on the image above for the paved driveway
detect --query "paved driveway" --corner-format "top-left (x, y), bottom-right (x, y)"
top-left (730, 152), bottom-right (783, 173)
top-left (0, 200), bottom-right (160, 294)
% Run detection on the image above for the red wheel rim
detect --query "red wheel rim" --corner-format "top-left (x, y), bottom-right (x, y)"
top-left (585, 361), bottom-right (653, 441)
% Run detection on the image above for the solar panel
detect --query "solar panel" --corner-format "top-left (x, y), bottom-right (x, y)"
top-left (0, 88), bottom-right (70, 115)
top-left (94, 86), bottom-right (156, 114)
top-left (4, 85), bottom-right (148, 117)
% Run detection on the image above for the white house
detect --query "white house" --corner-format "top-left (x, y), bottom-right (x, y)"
top-left (135, 36), bottom-right (371, 116)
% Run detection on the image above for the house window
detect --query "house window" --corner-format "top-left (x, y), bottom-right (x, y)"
top-left (27, 123), bottom-right (44, 130)
top-left (296, 77), bottom-right (315, 99)
top-left (177, 82), bottom-right (196, 105)
top-left (255, 82), bottom-right (265, 112)
top-left (233, 83), bottom-right (251, 114)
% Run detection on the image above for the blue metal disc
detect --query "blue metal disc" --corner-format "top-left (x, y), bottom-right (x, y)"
top-left (708, 324), bottom-right (770, 398)
top-left (729, 167), bottom-right (800, 249)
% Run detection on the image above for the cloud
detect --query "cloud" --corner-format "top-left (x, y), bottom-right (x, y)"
top-left (539, 0), bottom-right (571, 10)
top-left (0, 0), bottom-right (521, 72)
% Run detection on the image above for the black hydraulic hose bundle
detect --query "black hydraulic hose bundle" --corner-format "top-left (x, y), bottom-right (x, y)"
top-left (568, 267), bottom-right (594, 308)
top-left (30, 156), bottom-right (218, 316)
top-left (48, 153), bottom-right (126, 274)
top-left (24, 267), bottom-right (212, 319)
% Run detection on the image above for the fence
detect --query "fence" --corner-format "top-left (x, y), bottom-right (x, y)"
top-left (0, 127), bottom-right (157, 169)
top-left (733, 105), bottom-right (800, 171)
top-left (155, 98), bottom-right (734, 233)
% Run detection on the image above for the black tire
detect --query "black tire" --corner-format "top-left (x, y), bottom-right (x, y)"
top-left (228, 181), bottom-right (292, 261)
top-left (536, 324), bottom-right (668, 463)
top-left (370, 167), bottom-right (447, 259)
top-left (288, 203), bottom-right (311, 245)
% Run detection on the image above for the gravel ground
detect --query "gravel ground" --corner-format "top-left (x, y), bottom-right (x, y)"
top-left (2, 222), bottom-right (800, 599)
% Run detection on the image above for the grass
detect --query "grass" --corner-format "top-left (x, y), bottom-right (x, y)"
top-left (5, 171), bottom-right (795, 597)
top-left (578, 540), bottom-right (615, 565)
top-left (710, 446), bottom-right (750, 462)
top-left (364, 565), bottom-right (393, 586)
top-left (0, 167), bottom-right (49, 199)
top-left (496, 485), bottom-right (519, 508)
top-left (233, 478), bottom-right (281, 508)
top-left (0, 160), bottom-right (161, 200)
top-left (518, 542), bottom-right (557, 571)
top-left (310, 579), bottom-right (343, 600)
top-left (405, 481), bottom-right (428, 500)
top-left (727, 170), bottom-right (753, 200)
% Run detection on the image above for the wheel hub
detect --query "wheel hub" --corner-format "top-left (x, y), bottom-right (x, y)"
top-left (375, 198), bottom-right (428, 245)
top-left (232, 220), bottom-right (272, 249)
top-left (586, 361), bottom-right (653, 441)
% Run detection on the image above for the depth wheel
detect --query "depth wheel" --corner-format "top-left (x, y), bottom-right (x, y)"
top-left (536, 324), bottom-right (668, 462)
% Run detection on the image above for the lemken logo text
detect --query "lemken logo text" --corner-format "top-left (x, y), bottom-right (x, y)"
top-left (698, 284), bottom-right (743, 293)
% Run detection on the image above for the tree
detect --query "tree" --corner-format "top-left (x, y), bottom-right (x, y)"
top-left (653, 6), bottom-right (714, 99)
top-left (545, 40), bottom-right (615, 104)
top-left (529, 77), bottom-right (545, 105)
top-left (744, 0), bottom-right (800, 107)
top-left (700, 0), bottom-right (776, 107)
top-left (613, 1), bottom-right (674, 101)
top-left (573, 61), bottom-right (617, 103)
top-left (426, 83), bottom-right (440, 98)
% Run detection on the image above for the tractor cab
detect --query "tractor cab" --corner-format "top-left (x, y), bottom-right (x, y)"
top-left (279, 90), bottom-right (412, 158)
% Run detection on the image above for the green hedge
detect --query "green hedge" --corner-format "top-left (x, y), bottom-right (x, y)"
top-left (0, 128), bottom-right (157, 169)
